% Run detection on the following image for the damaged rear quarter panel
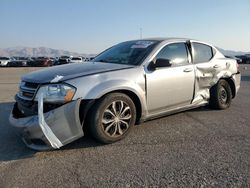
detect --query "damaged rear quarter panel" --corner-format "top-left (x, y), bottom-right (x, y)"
top-left (192, 56), bottom-right (237, 105)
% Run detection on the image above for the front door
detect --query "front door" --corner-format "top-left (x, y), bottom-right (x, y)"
top-left (146, 42), bottom-right (195, 114)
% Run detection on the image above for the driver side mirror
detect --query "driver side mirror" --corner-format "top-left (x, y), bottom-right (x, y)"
top-left (149, 58), bottom-right (172, 70)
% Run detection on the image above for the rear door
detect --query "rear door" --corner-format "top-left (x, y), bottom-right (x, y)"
top-left (146, 42), bottom-right (195, 114)
top-left (190, 42), bottom-right (219, 104)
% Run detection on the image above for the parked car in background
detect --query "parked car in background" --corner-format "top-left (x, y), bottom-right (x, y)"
top-left (225, 55), bottom-right (243, 64)
top-left (8, 57), bottom-right (31, 67)
top-left (81, 57), bottom-right (86, 62)
top-left (235, 55), bottom-right (250, 64)
top-left (0, 57), bottom-right (12, 66)
top-left (27, 57), bottom-right (53, 67)
top-left (9, 38), bottom-right (241, 151)
top-left (49, 57), bottom-right (56, 65)
top-left (85, 56), bottom-right (95, 61)
top-left (245, 54), bottom-right (250, 64)
top-left (84, 57), bottom-right (90, 61)
top-left (54, 56), bottom-right (72, 65)
top-left (69, 57), bottom-right (83, 63)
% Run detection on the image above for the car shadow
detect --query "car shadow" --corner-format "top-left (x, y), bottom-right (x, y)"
top-left (0, 102), bottom-right (218, 161)
top-left (59, 107), bottom-right (216, 151)
top-left (0, 101), bottom-right (103, 161)
top-left (188, 105), bottom-right (214, 112)
top-left (0, 102), bottom-right (36, 161)
top-left (61, 135), bottom-right (102, 151)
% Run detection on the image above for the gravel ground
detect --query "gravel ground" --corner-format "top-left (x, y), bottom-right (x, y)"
top-left (0, 65), bottom-right (249, 187)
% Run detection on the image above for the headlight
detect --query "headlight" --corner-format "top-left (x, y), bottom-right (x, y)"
top-left (35, 84), bottom-right (76, 103)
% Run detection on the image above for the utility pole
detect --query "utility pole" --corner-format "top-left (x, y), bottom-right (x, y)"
top-left (140, 28), bottom-right (142, 39)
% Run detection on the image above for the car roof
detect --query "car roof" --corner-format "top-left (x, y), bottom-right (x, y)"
top-left (142, 37), bottom-right (191, 42)
top-left (142, 37), bottom-right (216, 49)
top-left (135, 37), bottom-right (214, 45)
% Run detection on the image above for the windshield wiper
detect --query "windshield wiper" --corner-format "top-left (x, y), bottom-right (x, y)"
top-left (98, 59), bottom-right (120, 63)
top-left (98, 59), bottom-right (109, 63)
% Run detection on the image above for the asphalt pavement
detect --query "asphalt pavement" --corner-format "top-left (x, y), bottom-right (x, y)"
top-left (0, 65), bottom-right (249, 187)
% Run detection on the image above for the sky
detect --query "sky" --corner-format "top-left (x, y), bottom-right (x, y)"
top-left (0, 0), bottom-right (249, 54)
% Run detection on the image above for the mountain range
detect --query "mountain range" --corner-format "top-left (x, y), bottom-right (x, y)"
top-left (0, 46), bottom-right (249, 57)
top-left (216, 47), bottom-right (250, 56)
top-left (0, 47), bottom-right (94, 57)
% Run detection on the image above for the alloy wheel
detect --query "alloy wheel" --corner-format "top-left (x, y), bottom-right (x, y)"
top-left (102, 100), bottom-right (132, 138)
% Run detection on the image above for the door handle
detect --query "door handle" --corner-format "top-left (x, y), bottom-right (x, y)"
top-left (213, 65), bottom-right (220, 68)
top-left (183, 68), bottom-right (193, 72)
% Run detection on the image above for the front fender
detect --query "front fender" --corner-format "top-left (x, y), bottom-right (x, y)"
top-left (67, 67), bottom-right (148, 115)
top-left (85, 80), bottom-right (144, 99)
top-left (85, 79), bottom-right (147, 117)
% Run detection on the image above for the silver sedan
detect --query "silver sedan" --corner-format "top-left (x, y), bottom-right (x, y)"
top-left (10, 38), bottom-right (241, 150)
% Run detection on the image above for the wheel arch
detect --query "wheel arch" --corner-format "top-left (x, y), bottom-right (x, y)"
top-left (80, 89), bottom-right (143, 126)
top-left (221, 77), bottom-right (236, 99)
top-left (98, 89), bottom-right (142, 124)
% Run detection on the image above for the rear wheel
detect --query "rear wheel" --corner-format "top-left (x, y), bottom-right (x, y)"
top-left (89, 93), bottom-right (136, 143)
top-left (209, 79), bottom-right (232, 109)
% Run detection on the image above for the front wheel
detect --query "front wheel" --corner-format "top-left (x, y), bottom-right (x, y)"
top-left (209, 79), bottom-right (232, 110)
top-left (89, 93), bottom-right (136, 143)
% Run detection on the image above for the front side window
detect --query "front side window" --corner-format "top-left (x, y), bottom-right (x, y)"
top-left (156, 43), bottom-right (189, 66)
top-left (192, 43), bottom-right (213, 63)
top-left (94, 40), bottom-right (159, 65)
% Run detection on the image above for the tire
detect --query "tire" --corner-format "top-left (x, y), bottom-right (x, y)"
top-left (89, 93), bottom-right (136, 143)
top-left (209, 79), bottom-right (232, 110)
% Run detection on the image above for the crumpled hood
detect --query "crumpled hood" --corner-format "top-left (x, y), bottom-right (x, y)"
top-left (22, 62), bottom-right (134, 83)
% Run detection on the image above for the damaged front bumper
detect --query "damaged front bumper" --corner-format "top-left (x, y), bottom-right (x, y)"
top-left (9, 98), bottom-right (84, 151)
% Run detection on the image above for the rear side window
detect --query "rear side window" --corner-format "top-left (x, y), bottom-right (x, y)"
top-left (156, 43), bottom-right (189, 66)
top-left (192, 43), bottom-right (213, 63)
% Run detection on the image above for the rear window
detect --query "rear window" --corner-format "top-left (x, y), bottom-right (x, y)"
top-left (192, 43), bottom-right (213, 63)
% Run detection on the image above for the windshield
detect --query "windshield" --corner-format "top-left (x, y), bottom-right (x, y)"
top-left (93, 40), bottom-right (159, 65)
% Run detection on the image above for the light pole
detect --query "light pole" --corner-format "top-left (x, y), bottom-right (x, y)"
top-left (140, 28), bottom-right (142, 39)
